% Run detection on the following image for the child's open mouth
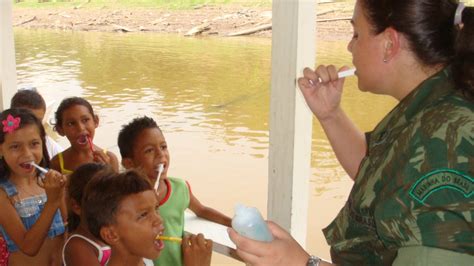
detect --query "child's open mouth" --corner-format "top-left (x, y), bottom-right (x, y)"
top-left (19, 162), bottom-right (34, 170)
top-left (77, 134), bottom-right (89, 145)
top-left (154, 233), bottom-right (165, 251)
top-left (155, 164), bottom-right (165, 174)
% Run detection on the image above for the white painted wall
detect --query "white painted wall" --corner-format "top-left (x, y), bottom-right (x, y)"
top-left (0, 0), bottom-right (17, 110)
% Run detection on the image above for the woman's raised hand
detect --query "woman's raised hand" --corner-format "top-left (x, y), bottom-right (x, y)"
top-left (42, 169), bottom-right (66, 206)
top-left (228, 221), bottom-right (310, 266)
top-left (297, 65), bottom-right (349, 121)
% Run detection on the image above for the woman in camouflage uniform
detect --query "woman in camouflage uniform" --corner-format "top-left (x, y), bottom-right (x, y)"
top-left (229, 0), bottom-right (473, 265)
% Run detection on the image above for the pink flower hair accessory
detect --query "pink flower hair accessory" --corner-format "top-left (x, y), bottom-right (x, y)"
top-left (2, 114), bottom-right (21, 134)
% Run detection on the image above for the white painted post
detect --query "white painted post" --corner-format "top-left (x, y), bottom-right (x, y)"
top-left (0, 0), bottom-right (17, 110)
top-left (268, 0), bottom-right (316, 247)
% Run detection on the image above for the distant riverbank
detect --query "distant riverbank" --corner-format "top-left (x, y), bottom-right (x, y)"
top-left (12, 1), bottom-right (354, 40)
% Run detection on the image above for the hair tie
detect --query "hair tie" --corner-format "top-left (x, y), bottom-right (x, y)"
top-left (454, 2), bottom-right (465, 26)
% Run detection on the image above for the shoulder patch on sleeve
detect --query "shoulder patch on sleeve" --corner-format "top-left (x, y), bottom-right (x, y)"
top-left (409, 169), bottom-right (473, 203)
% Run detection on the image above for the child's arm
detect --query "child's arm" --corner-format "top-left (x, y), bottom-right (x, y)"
top-left (63, 238), bottom-right (101, 266)
top-left (60, 186), bottom-right (68, 231)
top-left (188, 190), bottom-right (232, 227)
top-left (0, 171), bottom-right (65, 256)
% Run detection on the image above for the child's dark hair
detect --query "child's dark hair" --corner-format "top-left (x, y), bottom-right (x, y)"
top-left (10, 90), bottom-right (46, 110)
top-left (360, 0), bottom-right (474, 100)
top-left (0, 108), bottom-right (49, 179)
top-left (117, 116), bottom-right (161, 158)
top-left (54, 97), bottom-right (96, 130)
top-left (67, 163), bottom-right (113, 232)
top-left (82, 170), bottom-right (153, 241)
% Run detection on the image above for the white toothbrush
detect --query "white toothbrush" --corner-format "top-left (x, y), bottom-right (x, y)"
top-left (311, 68), bottom-right (356, 84)
top-left (29, 162), bottom-right (48, 179)
top-left (337, 68), bottom-right (356, 78)
top-left (154, 163), bottom-right (164, 191)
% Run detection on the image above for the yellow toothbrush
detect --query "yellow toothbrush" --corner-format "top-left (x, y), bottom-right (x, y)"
top-left (157, 236), bottom-right (182, 243)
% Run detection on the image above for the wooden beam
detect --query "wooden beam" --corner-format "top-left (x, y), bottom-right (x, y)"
top-left (268, 0), bottom-right (316, 247)
top-left (0, 0), bottom-right (17, 110)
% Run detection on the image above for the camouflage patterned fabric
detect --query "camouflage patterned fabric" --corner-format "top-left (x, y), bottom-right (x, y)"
top-left (323, 67), bottom-right (474, 265)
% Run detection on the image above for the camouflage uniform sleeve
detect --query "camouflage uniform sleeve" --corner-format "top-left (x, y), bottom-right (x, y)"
top-left (365, 131), bottom-right (372, 155)
top-left (374, 104), bottom-right (474, 257)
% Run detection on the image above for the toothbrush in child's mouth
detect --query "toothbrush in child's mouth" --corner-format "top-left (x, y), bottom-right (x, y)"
top-left (87, 136), bottom-right (94, 152)
top-left (29, 162), bottom-right (48, 177)
top-left (157, 235), bottom-right (182, 243)
top-left (153, 163), bottom-right (165, 191)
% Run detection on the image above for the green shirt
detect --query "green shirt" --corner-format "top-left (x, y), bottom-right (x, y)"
top-left (153, 177), bottom-right (190, 266)
top-left (323, 68), bottom-right (474, 265)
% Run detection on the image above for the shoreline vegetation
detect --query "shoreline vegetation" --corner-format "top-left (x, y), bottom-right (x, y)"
top-left (12, 0), bottom-right (356, 40)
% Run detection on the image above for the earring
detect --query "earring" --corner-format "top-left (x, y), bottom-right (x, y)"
top-left (383, 58), bottom-right (388, 63)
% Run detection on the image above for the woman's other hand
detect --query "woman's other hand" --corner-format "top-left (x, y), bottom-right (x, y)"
top-left (298, 65), bottom-right (349, 121)
top-left (228, 221), bottom-right (310, 266)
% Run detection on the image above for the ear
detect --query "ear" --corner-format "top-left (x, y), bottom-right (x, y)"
top-left (94, 115), bottom-right (99, 128)
top-left (121, 157), bottom-right (135, 169)
top-left (100, 225), bottom-right (119, 246)
top-left (382, 27), bottom-right (401, 62)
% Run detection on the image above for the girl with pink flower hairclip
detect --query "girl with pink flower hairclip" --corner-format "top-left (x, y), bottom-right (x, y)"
top-left (0, 108), bottom-right (67, 265)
